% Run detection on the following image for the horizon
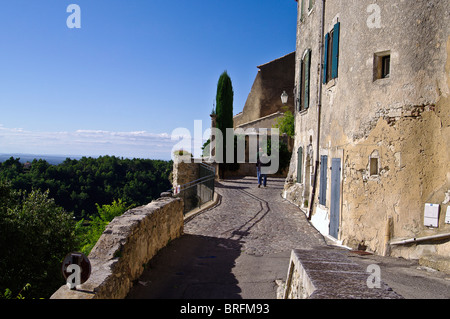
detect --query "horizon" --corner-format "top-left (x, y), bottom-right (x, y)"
top-left (0, 152), bottom-right (172, 164)
top-left (0, 1), bottom-right (297, 161)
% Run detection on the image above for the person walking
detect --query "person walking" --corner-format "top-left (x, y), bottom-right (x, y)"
top-left (256, 147), bottom-right (268, 188)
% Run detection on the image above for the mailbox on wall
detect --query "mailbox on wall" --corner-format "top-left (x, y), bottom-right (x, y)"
top-left (424, 203), bottom-right (440, 228)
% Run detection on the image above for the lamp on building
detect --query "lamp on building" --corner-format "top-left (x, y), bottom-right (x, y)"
top-left (281, 91), bottom-right (288, 104)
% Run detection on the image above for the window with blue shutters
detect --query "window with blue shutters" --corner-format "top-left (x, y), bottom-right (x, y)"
top-left (298, 49), bottom-right (312, 112)
top-left (323, 22), bottom-right (340, 83)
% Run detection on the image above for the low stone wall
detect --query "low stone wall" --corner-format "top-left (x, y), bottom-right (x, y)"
top-left (50, 197), bottom-right (184, 299)
top-left (282, 248), bottom-right (403, 299)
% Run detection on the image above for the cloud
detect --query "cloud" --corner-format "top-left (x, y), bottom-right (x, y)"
top-left (0, 126), bottom-right (184, 160)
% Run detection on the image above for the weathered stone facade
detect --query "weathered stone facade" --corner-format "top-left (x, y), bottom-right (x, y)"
top-left (285, 0), bottom-right (450, 261)
top-left (234, 52), bottom-right (296, 130)
top-left (50, 197), bottom-right (184, 299)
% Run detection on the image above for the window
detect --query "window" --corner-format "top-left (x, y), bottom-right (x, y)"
top-left (369, 151), bottom-right (379, 176)
top-left (301, 0), bottom-right (314, 20)
top-left (298, 49), bottom-right (312, 111)
top-left (370, 158), bottom-right (379, 176)
top-left (373, 51), bottom-right (391, 80)
top-left (382, 55), bottom-right (390, 78)
top-left (323, 22), bottom-right (340, 84)
top-left (319, 155), bottom-right (328, 205)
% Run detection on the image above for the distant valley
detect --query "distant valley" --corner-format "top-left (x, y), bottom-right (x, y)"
top-left (0, 153), bottom-right (85, 165)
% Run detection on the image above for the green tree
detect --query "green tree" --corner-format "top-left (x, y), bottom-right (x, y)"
top-left (273, 106), bottom-right (295, 137)
top-left (76, 199), bottom-right (131, 255)
top-left (215, 71), bottom-right (234, 176)
top-left (0, 180), bottom-right (78, 298)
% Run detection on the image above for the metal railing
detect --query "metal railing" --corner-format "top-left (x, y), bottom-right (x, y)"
top-left (172, 163), bottom-right (216, 215)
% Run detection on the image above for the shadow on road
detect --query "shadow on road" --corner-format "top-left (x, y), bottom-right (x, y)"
top-left (126, 234), bottom-right (243, 299)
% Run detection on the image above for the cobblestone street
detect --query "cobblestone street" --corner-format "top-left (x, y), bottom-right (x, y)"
top-left (185, 177), bottom-right (326, 256)
top-left (127, 177), bottom-right (327, 299)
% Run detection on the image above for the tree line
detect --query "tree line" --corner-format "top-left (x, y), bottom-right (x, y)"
top-left (0, 155), bottom-right (173, 220)
top-left (0, 155), bottom-right (173, 298)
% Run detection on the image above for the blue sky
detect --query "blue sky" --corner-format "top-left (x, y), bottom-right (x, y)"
top-left (0, 0), bottom-right (297, 160)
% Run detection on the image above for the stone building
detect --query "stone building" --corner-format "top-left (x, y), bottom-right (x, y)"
top-left (284, 0), bottom-right (450, 264)
top-left (234, 52), bottom-right (296, 131)
top-left (207, 53), bottom-right (296, 178)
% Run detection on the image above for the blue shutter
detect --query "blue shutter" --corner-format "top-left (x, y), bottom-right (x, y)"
top-left (304, 49), bottom-right (311, 109)
top-left (298, 58), bottom-right (303, 110)
top-left (300, 0), bottom-right (304, 21)
top-left (319, 155), bottom-right (328, 205)
top-left (331, 22), bottom-right (340, 79)
top-left (323, 33), bottom-right (329, 84)
top-left (297, 147), bottom-right (303, 183)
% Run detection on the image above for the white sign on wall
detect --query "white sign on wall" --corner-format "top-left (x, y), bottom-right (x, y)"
top-left (424, 203), bottom-right (440, 228)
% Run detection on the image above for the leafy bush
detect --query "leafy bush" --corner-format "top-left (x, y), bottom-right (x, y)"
top-left (1, 284), bottom-right (31, 299)
top-left (76, 199), bottom-right (131, 255)
top-left (0, 180), bottom-right (78, 299)
top-left (273, 107), bottom-right (295, 137)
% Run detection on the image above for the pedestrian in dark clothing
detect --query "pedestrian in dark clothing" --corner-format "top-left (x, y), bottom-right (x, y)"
top-left (256, 148), bottom-right (268, 187)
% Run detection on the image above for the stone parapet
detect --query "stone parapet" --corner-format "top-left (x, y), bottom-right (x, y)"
top-left (50, 196), bottom-right (184, 299)
top-left (282, 247), bottom-right (403, 299)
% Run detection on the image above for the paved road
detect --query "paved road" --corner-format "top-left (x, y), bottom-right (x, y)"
top-left (127, 177), bottom-right (326, 299)
top-left (127, 176), bottom-right (450, 299)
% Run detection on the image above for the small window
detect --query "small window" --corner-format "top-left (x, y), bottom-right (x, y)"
top-left (369, 150), bottom-right (379, 177)
top-left (369, 157), bottom-right (379, 176)
top-left (382, 55), bottom-right (390, 78)
top-left (374, 51), bottom-right (391, 80)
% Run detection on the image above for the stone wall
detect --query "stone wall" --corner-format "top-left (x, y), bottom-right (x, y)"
top-left (286, 0), bottom-right (450, 260)
top-left (50, 196), bottom-right (184, 299)
top-left (233, 52), bottom-right (296, 128)
top-left (281, 248), bottom-right (403, 299)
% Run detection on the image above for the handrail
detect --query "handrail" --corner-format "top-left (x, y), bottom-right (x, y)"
top-left (166, 163), bottom-right (216, 194)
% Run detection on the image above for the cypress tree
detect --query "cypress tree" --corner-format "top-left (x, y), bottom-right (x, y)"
top-left (215, 71), bottom-right (234, 177)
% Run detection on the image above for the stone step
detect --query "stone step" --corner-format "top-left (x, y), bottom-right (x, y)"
top-left (419, 254), bottom-right (450, 274)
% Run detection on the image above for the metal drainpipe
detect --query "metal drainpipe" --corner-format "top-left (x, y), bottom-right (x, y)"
top-left (390, 232), bottom-right (450, 246)
top-left (308, 0), bottom-right (326, 220)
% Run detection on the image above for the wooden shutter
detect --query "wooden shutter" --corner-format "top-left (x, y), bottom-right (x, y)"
top-left (300, 0), bottom-right (304, 21)
top-left (304, 49), bottom-right (311, 110)
top-left (319, 155), bottom-right (328, 205)
top-left (298, 57), bottom-right (303, 110)
top-left (323, 33), bottom-right (329, 84)
top-left (331, 22), bottom-right (340, 79)
top-left (297, 147), bottom-right (303, 183)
